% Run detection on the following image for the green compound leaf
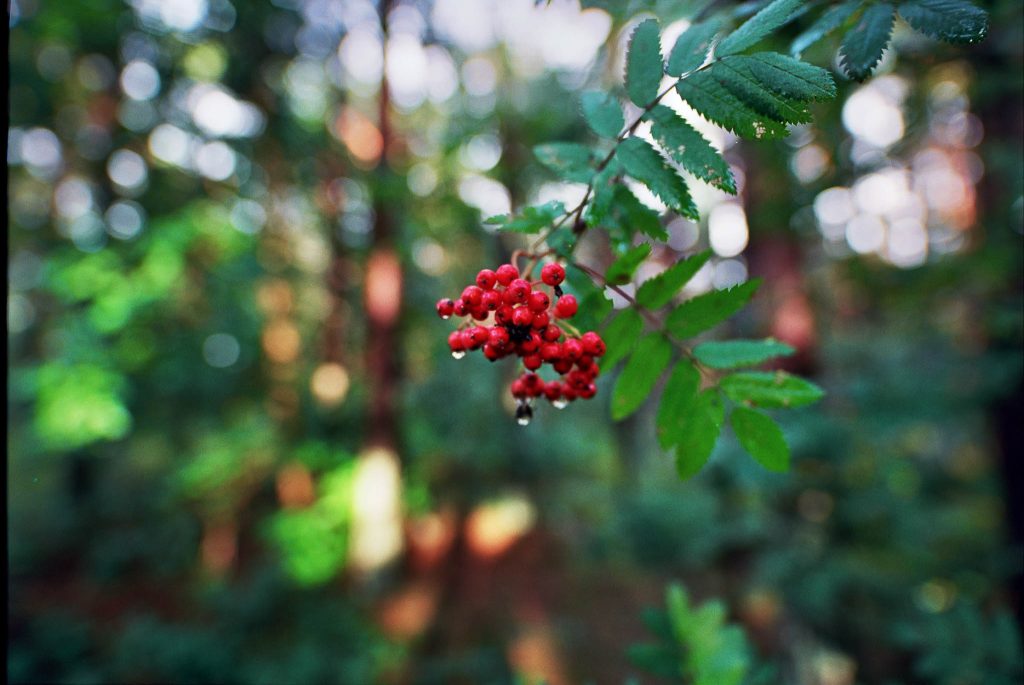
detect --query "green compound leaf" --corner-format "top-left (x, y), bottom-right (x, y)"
top-left (712, 58), bottom-right (813, 124)
top-left (731, 406), bottom-right (790, 472)
top-left (646, 105), bottom-right (736, 194)
top-left (602, 307), bottom-right (644, 369)
top-left (790, 1), bottom-right (861, 56)
top-left (484, 200), bottom-right (565, 233)
top-left (666, 19), bottom-right (721, 76)
top-left (839, 2), bottom-right (895, 81)
top-left (898, 0), bottom-right (988, 44)
top-left (743, 52), bottom-right (836, 102)
top-left (636, 249), bottom-right (712, 310)
top-left (720, 370), bottom-right (825, 408)
top-left (616, 137), bottom-right (698, 220)
top-left (717, 0), bottom-right (804, 56)
top-left (607, 184), bottom-right (669, 243)
top-left (665, 278), bottom-right (761, 339)
top-left (581, 90), bottom-right (625, 138)
top-left (584, 161), bottom-right (621, 228)
top-left (656, 359), bottom-right (701, 449)
top-left (625, 18), bottom-right (664, 106)
top-left (612, 333), bottom-right (672, 420)
top-left (533, 142), bottom-right (595, 183)
top-left (676, 71), bottom-right (789, 140)
top-left (673, 389), bottom-right (724, 479)
top-left (692, 338), bottom-right (795, 369)
top-left (606, 243), bottom-right (653, 285)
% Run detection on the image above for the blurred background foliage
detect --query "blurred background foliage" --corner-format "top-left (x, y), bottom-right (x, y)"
top-left (6, 0), bottom-right (1023, 683)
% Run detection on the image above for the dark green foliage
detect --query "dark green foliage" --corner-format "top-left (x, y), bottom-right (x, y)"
top-left (635, 250), bottom-right (712, 309)
top-left (581, 90), bottom-right (625, 138)
top-left (730, 406), bottom-right (790, 472)
top-left (665, 279), bottom-right (761, 339)
top-left (612, 333), bottom-right (673, 419)
top-left (898, 0), bottom-right (989, 43)
top-left (646, 105), bottom-right (737, 193)
top-left (602, 308), bottom-right (646, 369)
top-left (606, 243), bottom-right (654, 285)
top-left (676, 71), bottom-right (791, 139)
top-left (719, 371), bottom-right (825, 408)
top-left (716, 0), bottom-right (804, 56)
top-left (616, 137), bottom-right (699, 219)
top-left (485, 201), bottom-right (566, 233)
top-left (790, 1), bottom-right (861, 56)
top-left (839, 2), bottom-right (896, 81)
top-left (666, 19), bottom-right (721, 76)
top-left (692, 339), bottom-right (795, 369)
top-left (625, 18), bottom-right (664, 106)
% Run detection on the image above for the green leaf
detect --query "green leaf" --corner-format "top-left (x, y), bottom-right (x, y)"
top-left (717, 0), bottom-right (803, 56)
top-left (673, 389), bottom-right (723, 479)
top-left (606, 243), bottom-right (652, 285)
top-left (584, 162), bottom-right (621, 227)
top-left (646, 105), bottom-right (736, 194)
top-left (581, 91), bottom-right (625, 138)
top-left (898, 0), bottom-right (988, 44)
top-left (711, 58), bottom-right (813, 124)
top-left (533, 142), bottom-right (595, 183)
top-left (599, 184), bottom-right (669, 244)
top-left (656, 359), bottom-right (701, 449)
top-left (665, 278), bottom-right (761, 339)
top-left (485, 200), bottom-right (565, 233)
top-left (743, 52), bottom-right (836, 102)
top-left (790, 1), bottom-right (861, 56)
top-left (602, 308), bottom-right (644, 369)
top-left (720, 370), bottom-right (824, 408)
top-left (839, 2), bottom-right (895, 81)
top-left (612, 333), bottom-right (672, 420)
top-left (666, 19), bottom-right (721, 76)
top-left (625, 18), bottom-right (664, 106)
top-left (616, 137), bottom-right (698, 220)
top-left (636, 249), bottom-right (712, 309)
top-left (564, 263), bottom-right (612, 332)
top-left (730, 406), bottom-right (790, 472)
top-left (692, 338), bottom-right (795, 369)
top-left (627, 644), bottom-right (681, 679)
top-left (676, 71), bottom-right (789, 140)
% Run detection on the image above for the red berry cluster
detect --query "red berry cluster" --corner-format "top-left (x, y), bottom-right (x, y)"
top-left (436, 261), bottom-right (605, 425)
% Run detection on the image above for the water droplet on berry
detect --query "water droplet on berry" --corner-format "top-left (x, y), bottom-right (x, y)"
top-left (441, 314), bottom-right (451, 320)
top-left (451, 350), bottom-right (466, 359)
top-left (516, 414), bottom-right (531, 426)
top-left (553, 398), bottom-right (568, 409)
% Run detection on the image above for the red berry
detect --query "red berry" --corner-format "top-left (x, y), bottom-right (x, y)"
top-left (495, 305), bottom-right (514, 324)
top-left (470, 307), bottom-right (488, 321)
top-left (471, 326), bottom-right (490, 346)
top-left (562, 385), bottom-right (578, 401)
top-left (495, 263), bottom-right (519, 285)
top-left (507, 278), bottom-right (531, 304)
top-left (462, 285), bottom-right (484, 307)
top-left (553, 358), bottom-right (573, 374)
top-left (460, 329), bottom-right (477, 349)
top-left (531, 312), bottom-right (550, 330)
top-left (448, 330), bottom-right (464, 351)
top-left (576, 355), bottom-right (594, 371)
top-left (544, 381), bottom-right (562, 402)
top-left (580, 383), bottom-right (597, 399)
top-left (437, 298), bottom-right (455, 318)
top-left (512, 306), bottom-right (534, 327)
top-left (483, 343), bottom-right (502, 361)
top-left (523, 354), bottom-right (542, 371)
top-left (482, 290), bottom-right (502, 311)
top-left (554, 294), bottom-right (577, 319)
top-left (476, 269), bottom-right (497, 290)
top-left (524, 373), bottom-right (544, 396)
top-left (581, 331), bottom-right (605, 356)
top-left (518, 331), bottom-right (541, 354)
top-left (489, 326), bottom-right (510, 348)
top-left (527, 291), bottom-right (550, 312)
top-left (563, 338), bottom-right (583, 361)
top-left (541, 263), bottom-right (566, 286)
top-left (540, 343), bottom-right (561, 362)
top-left (511, 378), bottom-right (527, 398)
top-left (453, 299), bottom-right (469, 317)
top-left (542, 325), bottom-right (562, 342)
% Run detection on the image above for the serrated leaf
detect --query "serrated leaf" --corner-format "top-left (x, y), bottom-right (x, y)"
top-left (673, 389), bottom-right (723, 479)
top-left (584, 162), bottom-right (621, 227)
top-left (666, 19), bottom-right (721, 76)
top-left (533, 142), bottom-right (595, 183)
top-left (790, 1), bottom-right (861, 56)
top-left (636, 249), bottom-right (712, 309)
top-left (720, 370), bottom-right (824, 408)
top-left (717, 0), bottom-right (804, 56)
top-left (656, 359), bottom-right (701, 449)
top-left (731, 406), bottom-right (790, 472)
top-left (606, 243), bottom-right (652, 285)
top-left (625, 18), bottom-right (664, 107)
top-left (712, 58), bottom-right (813, 124)
top-left (488, 200), bottom-right (566, 233)
top-left (612, 333), bottom-right (672, 420)
top-left (744, 52), bottom-right (836, 102)
top-left (676, 72), bottom-right (790, 140)
top-left (665, 278), bottom-right (761, 339)
top-left (616, 137), bottom-right (698, 219)
top-left (581, 91), bottom-right (625, 138)
top-left (646, 105), bottom-right (736, 193)
top-left (839, 2), bottom-right (894, 81)
top-left (692, 338), bottom-right (795, 368)
top-left (602, 308), bottom-right (644, 369)
top-left (608, 184), bottom-right (668, 243)
top-left (898, 0), bottom-right (988, 44)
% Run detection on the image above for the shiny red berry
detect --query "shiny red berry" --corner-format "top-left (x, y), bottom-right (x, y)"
top-left (543, 381), bottom-right (562, 402)
top-left (580, 383), bottom-right (597, 399)
top-left (460, 329), bottom-right (477, 349)
top-left (527, 291), bottom-right (550, 312)
top-left (581, 331), bottom-right (605, 356)
top-left (553, 358), bottom-right (573, 374)
top-left (518, 332), bottom-right (541, 354)
top-left (542, 324), bottom-right (562, 342)
top-left (476, 269), bottom-right (497, 290)
top-left (489, 326), bottom-right (510, 348)
top-left (461, 285), bottom-right (484, 307)
top-left (540, 343), bottom-right (561, 362)
top-left (507, 278), bottom-right (531, 304)
top-left (437, 298), bottom-right (455, 318)
top-left (470, 306), bottom-right (488, 321)
top-left (495, 305), bottom-right (514, 324)
top-left (482, 290), bottom-right (502, 311)
top-left (471, 326), bottom-right (490, 346)
top-left (448, 330), bottom-right (464, 351)
top-left (554, 294), bottom-right (577, 319)
top-left (512, 306), bottom-right (534, 327)
top-left (511, 378), bottom-right (527, 398)
top-left (563, 338), bottom-right (583, 361)
top-left (495, 263), bottom-right (519, 286)
top-left (453, 299), bottom-right (468, 317)
top-left (541, 263), bottom-right (565, 286)
top-left (531, 312), bottom-right (550, 329)
top-left (523, 354), bottom-right (542, 371)
top-left (483, 343), bottom-right (502, 361)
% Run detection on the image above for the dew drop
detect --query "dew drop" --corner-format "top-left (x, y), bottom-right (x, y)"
top-left (441, 314), bottom-right (451, 320)
top-left (451, 350), bottom-right (466, 359)
top-left (516, 415), bottom-right (531, 426)
top-left (553, 398), bottom-right (568, 409)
